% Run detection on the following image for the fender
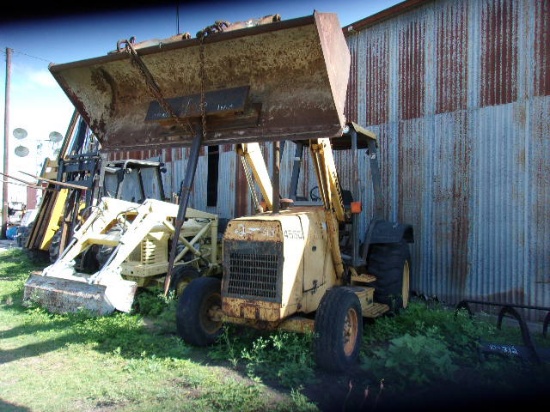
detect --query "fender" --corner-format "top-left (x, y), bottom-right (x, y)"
top-left (361, 218), bottom-right (414, 260)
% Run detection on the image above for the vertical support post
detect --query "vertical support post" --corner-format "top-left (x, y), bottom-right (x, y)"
top-left (164, 132), bottom-right (202, 295)
top-left (272, 141), bottom-right (280, 214)
top-left (368, 139), bottom-right (384, 220)
top-left (350, 127), bottom-right (360, 267)
top-left (2, 48), bottom-right (12, 239)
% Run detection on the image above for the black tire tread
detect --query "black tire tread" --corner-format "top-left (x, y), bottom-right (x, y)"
top-left (313, 287), bottom-right (363, 372)
top-left (368, 240), bottom-right (411, 310)
top-left (176, 276), bottom-right (222, 347)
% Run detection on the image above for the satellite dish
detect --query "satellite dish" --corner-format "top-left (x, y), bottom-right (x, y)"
top-left (14, 145), bottom-right (30, 157)
top-left (49, 131), bottom-right (63, 143)
top-left (13, 128), bottom-right (28, 140)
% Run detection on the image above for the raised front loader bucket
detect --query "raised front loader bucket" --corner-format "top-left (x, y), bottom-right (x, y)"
top-left (23, 273), bottom-right (137, 315)
top-left (49, 12), bottom-right (350, 151)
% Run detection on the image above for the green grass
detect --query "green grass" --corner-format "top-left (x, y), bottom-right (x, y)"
top-left (1, 248), bottom-right (549, 411)
top-left (0, 249), bottom-right (316, 412)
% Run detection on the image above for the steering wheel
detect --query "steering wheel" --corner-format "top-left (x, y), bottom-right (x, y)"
top-left (309, 186), bottom-right (321, 201)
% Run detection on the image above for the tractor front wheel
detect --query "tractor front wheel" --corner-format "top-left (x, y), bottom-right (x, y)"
top-left (313, 287), bottom-right (363, 372)
top-left (176, 277), bottom-right (223, 346)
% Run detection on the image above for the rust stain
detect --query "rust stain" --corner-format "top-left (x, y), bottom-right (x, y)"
top-left (399, 21), bottom-right (425, 120)
top-left (480, 0), bottom-right (518, 107)
top-left (435, 2), bottom-right (468, 114)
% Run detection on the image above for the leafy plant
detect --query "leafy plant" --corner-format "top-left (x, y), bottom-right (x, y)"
top-left (209, 325), bottom-right (316, 388)
top-left (362, 328), bottom-right (459, 389)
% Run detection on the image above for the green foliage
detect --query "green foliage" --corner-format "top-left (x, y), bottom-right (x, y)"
top-left (362, 328), bottom-right (459, 389)
top-left (0, 248), bottom-right (47, 306)
top-left (134, 287), bottom-right (177, 316)
top-left (210, 326), bottom-right (316, 388)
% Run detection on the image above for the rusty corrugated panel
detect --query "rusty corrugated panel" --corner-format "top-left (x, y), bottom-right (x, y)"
top-left (344, 0), bottom-right (435, 33)
top-left (399, 20), bottom-right (426, 119)
top-left (480, 0), bottom-right (518, 107)
top-left (220, 150), bottom-right (239, 220)
top-left (435, 1), bottom-right (468, 113)
top-left (345, 46), bottom-right (359, 123)
top-left (345, 0), bottom-right (550, 321)
top-left (347, 29), bottom-right (391, 125)
top-left (367, 31), bottom-right (390, 124)
top-left (534, 0), bottom-right (550, 96)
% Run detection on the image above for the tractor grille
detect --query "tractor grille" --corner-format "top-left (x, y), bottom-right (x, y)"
top-left (223, 241), bottom-right (282, 302)
top-left (129, 233), bottom-right (169, 264)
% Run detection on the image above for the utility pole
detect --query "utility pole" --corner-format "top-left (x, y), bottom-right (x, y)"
top-left (2, 47), bottom-right (12, 239)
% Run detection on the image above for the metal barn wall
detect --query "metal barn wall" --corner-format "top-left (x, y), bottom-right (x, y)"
top-left (345, 0), bottom-right (550, 319)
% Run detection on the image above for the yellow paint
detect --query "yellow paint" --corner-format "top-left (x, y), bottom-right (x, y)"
top-left (39, 188), bottom-right (68, 250)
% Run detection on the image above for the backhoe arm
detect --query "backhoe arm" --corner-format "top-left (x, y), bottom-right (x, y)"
top-left (309, 138), bottom-right (346, 222)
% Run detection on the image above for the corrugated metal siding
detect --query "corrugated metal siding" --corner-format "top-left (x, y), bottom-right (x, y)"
top-left (345, 0), bottom-right (550, 320)
top-left (161, 145), bottom-right (241, 221)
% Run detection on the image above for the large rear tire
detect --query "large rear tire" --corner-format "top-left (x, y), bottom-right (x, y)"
top-left (313, 287), bottom-right (363, 372)
top-left (176, 277), bottom-right (223, 346)
top-left (367, 240), bottom-right (411, 312)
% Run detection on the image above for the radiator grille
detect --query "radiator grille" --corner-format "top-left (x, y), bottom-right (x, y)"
top-left (224, 241), bottom-right (282, 301)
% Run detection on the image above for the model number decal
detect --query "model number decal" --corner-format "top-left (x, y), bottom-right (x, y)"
top-left (284, 229), bottom-right (304, 240)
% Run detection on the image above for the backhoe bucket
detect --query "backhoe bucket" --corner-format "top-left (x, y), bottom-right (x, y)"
top-left (23, 272), bottom-right (137, 315)
top-left (49, 12), bottom-right (350, 151)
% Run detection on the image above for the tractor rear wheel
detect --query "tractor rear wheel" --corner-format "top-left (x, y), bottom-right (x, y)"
top-left (176, 277), bottom-right (223, 346)
top-left (367, 240), bottom-right (411, 312)
top-left (313, 287), bottom-right (363, 372)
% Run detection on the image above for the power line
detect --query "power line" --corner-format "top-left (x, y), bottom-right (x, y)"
top-left (1, 47), bottom-right (51, 64)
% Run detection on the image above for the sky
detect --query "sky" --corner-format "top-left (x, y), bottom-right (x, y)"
top-left (1, 0), bottom-right (402, 203)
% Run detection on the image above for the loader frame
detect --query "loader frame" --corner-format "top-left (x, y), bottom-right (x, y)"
top-left (23, 197), bottom-right (221, 314)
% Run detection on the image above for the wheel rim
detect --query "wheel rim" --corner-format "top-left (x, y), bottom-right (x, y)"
top-left (343, 308), bottom-right (359, 356)
top-left (402, 260), bottom-right (410, 308)
top-left (200, 292), bottom-right (222, 334)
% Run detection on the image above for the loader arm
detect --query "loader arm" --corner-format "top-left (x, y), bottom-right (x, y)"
top-left (235, 143), bottom-right (274, 212)
top-left (50, 197), bottom-right (139, 266)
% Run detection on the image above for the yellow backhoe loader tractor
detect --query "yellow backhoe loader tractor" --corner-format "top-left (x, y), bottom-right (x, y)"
top-left (45, 12), bottom-right (413, 370)
top-left (178, 125), bottom-right (413, 371)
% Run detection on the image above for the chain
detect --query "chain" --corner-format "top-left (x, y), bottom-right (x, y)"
top-left (124, 40), bottom-right (194, 136)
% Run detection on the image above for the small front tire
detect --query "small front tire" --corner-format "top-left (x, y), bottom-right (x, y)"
top-left (176, 277), bottom-right (223, 346)
top-left (313, 287), bottom-right (363, 372)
